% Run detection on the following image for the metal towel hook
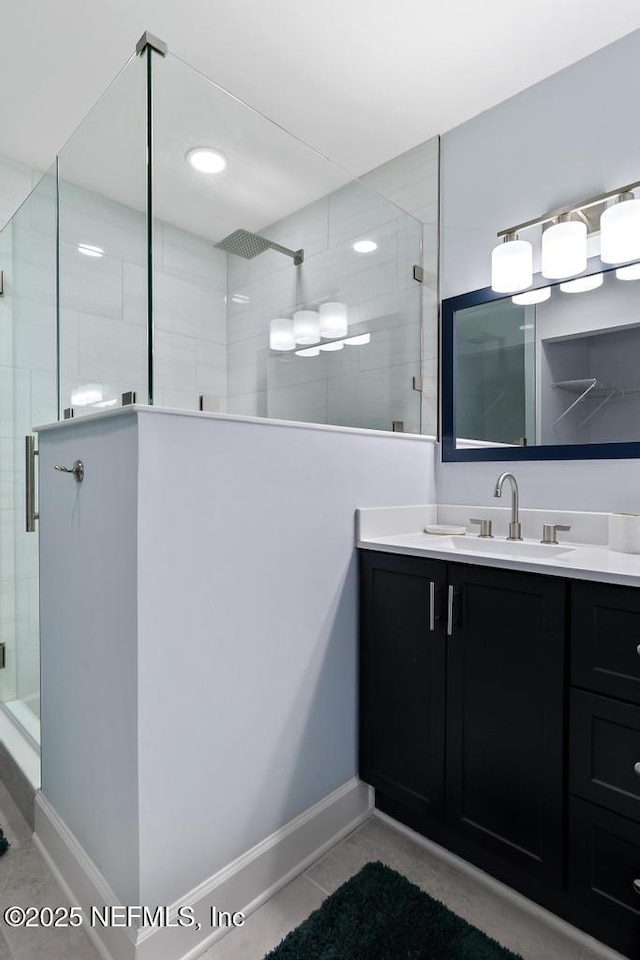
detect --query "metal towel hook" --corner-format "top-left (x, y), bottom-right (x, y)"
top-left (54, 460), bottom-right (85, 482)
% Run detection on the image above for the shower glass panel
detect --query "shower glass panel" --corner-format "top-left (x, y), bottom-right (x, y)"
top-left (151, 50), bottom-right (423, 431)
top-left (0, 163), bottom-right (58, 743)
top-left (57, 53), bottom-right (149, 415)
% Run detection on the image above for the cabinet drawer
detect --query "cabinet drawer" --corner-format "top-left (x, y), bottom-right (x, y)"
top-left (570, 690), bottom-right (640, 821)
top-left (571, 581), bottom-right (640, 702)
top-left (569, 798), bottom-right (640, 958)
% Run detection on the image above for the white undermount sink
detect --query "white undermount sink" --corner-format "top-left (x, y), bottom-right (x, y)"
top-left (428, 535), bottom-right (576, 559)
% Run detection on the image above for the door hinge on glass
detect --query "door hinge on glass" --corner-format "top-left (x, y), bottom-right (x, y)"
top-left (0, 643), bottom-right (5, 669)
top-left (413, 265), bottom-right (425, 283)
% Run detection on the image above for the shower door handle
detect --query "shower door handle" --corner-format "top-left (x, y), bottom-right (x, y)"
top-left (25, 435), bottom-right (39, 533)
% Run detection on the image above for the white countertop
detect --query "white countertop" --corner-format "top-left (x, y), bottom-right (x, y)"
top-left (356, 505), bottom-right (640, 587)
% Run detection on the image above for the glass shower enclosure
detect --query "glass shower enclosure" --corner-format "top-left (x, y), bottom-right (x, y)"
top-left (0, 33), bottom-right (429, 747)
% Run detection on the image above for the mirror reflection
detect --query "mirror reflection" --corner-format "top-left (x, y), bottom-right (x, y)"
top-left (445, 262), bottom-right (640, 457)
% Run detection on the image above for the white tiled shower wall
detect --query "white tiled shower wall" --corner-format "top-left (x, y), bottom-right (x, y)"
top-left (226, 137), bottom-right (439, 435)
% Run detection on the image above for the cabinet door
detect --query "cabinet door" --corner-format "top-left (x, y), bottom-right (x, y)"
top-left (359, 551), bottom-right (447, 823)
top-left (446, 564), bottom-right (566, 886)
top-left (572, 580), bottom-right (640, 703)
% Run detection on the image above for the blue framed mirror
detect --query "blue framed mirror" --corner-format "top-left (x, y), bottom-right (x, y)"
top-left (442, 256), bottom-right (640, 461)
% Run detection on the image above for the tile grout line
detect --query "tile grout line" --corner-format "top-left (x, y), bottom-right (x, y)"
top-left (302, 872), bottom-right (331, 897)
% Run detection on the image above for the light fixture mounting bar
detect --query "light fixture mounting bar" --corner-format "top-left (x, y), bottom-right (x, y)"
top-left (496, 178), bottom-right (640, 238)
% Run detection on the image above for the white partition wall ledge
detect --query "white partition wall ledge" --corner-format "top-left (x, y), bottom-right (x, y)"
top-left (33, 406), bottom-right (436, 960)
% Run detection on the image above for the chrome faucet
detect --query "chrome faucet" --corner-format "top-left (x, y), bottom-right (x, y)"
top-left (493, 472), bottom-right (522, 540)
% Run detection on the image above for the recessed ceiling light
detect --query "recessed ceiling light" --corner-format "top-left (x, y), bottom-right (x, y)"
top-left (186, 147), bottom-right (227, 174)
top-left (353, 240), bottom-right (378, 254)
top-left (78, 244), bottom-right (104, 258)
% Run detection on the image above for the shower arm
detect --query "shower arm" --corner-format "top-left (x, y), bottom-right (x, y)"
top-left (268, 241), bottom-right (304, 265)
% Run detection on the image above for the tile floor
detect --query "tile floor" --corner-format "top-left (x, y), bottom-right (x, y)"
top-left (0, 783), bottom-right (624, 960)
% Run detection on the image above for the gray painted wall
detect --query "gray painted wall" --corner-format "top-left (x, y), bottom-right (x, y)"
top-left (439, 28), bottom-right (640, 510)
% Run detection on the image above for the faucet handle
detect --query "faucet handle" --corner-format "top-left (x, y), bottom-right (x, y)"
top-left (541, 523), bottom-right (571, 545)
top-left (470, 518), bottom-right (493, 538)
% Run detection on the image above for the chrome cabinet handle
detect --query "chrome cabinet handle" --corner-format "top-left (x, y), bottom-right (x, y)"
top-left (633, 879), bottom-right (640, 895)
top-left (55, 460), bottom-right (85, 482)
top-left (25, 435), bottom-right (39, 533)
top-left (429, 581), bottom-right (435, 631)
top-left (447, 585), bottom-right (455, 637)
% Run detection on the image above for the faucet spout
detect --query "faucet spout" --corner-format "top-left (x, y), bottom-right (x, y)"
top-left (493, 472), bottom-right (522, 540)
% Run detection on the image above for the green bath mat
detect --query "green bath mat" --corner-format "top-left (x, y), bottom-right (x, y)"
top-left (0, 828), bottom-right (9, 856)
top-left (264, 861), bottom-right (523, 960)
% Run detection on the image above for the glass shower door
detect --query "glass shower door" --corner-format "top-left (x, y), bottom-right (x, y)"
top-left (0, 165), bottom-right (58, 744)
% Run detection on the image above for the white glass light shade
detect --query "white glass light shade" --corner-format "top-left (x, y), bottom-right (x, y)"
top-left (319, 341), bottom-right (344, 352)
top-left (491, 239), bottom-right (533, 293)
top-left (559, 273), bottom-right (603, 294)
top-left (319, 302), bottom-right (348, 338)
top-left (600, 197), bottom-right (640, 264)
top-left (541, 220), bottom-right (587, 279)
top-left (269, 318), bottom-right (295, 351)
top-left (616, 263), bottom-right (640, 281)
top-left (295, 346), bottom-right (320, 357)
top-left (511, 287), bottom-right (551, 305)
top-left (344, 333), bottom-right (371, 346)
top-left (293, 310), bottom-right (320, 345)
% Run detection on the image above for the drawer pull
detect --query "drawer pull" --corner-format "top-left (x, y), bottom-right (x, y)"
top-left (634, 879), bottom-right (640, 895)
top-left (635, 762), bottom-right (640, 776)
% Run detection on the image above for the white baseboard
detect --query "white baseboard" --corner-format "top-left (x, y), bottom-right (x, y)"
top-left (35, 779), bottom-right (372, 960)
top-left (374, 810), bottom-right (627, 960)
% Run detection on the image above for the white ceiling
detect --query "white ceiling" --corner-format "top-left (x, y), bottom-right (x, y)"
top-left (2, 1), bottom-right (640, 238)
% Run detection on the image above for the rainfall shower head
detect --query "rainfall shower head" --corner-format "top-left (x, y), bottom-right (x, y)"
top-left (215, 228), bottom-right (304, 265)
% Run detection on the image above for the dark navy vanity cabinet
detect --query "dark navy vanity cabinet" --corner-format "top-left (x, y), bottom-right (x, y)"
top-left (359, 550), bottom-right (640, 958)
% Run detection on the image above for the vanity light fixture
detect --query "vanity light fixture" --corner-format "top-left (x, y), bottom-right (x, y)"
top-left (269, 318), bottom-right (296, 351)
top-left (559, 273), bottom-right (604, 294)
top-left (295, 346), bottom-right (320, 357)
top-left (319, 341), bottom-right (344, 352)
top-left (491, 234), bottom-right (533, 293)
top-left (78, 243), bottom-right (104, 258)
top-left (492, 177), bottom-right (640, 293)
top-left (511, 286), bottom-right (551, 305)
top-left (600, 192), bottom-right (640, 264)
top-left (616, 263), bottom-right (640, 281)
top-left (293, 309), bottom-right (320, 345)
top-left (541, 216), bottom-right (587, 279)
top-left (185, 147), bottom-right (227, 174)
top-left (353, 240), bottom-right (378, 253)
top-left (344, 333), bottom-right (371, 346)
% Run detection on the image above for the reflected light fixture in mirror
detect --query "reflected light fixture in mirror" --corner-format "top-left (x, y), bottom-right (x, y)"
top-left (295, 346), bottom-right (320, 357)
top-left (269, 318), bottom-right (295, 351)
top-left (600, 192), bottom-right (640, 264)
top-left (344, 333), bottom-right (371, 346)
top-left (353, 240), bottom-right (377, 253)
top-left (512, 286), bottom-right (551, 305)
top-left (490, 234), bottom-right (532, 292)
top-left (185, 147), bottom-right (227, 174)
top-left (319, 341), bottom-right (344, 352)
top-left (559, 273), bottom-right (604, 294)
top-left (293, 310), bottom-right (320, 345)
top-left (319, 302), bottom-right (348, 338)
top-left (541, 216), bottom-right (587, 279)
